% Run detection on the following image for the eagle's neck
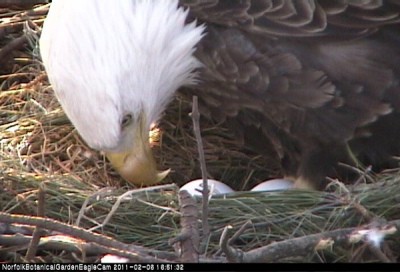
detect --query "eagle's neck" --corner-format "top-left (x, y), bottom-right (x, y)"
top-left (40, 0), bottom-right (205, 150)
top-left (126, 0), bottom-right (206, 126)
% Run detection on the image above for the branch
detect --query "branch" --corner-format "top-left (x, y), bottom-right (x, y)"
top-left (0, 212), bottom-right (173, 262)
top-left (221, 220), bottom-right (399, 262)
top-left (25, 183), bottom-right (46, 260)
top-left (191, 96), bottom-right (210, 245)
top-left (0, 0), bottom-right (48, 9)
top-left (88, 184), bottom-right (176, 232)
top-left (0, 233), bottom-right (177, 261)
top-left (169, 190), bottom-right (200, 262)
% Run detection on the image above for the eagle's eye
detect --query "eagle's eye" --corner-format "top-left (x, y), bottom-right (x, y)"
top-left (121, 114), bottom-right (132, 128)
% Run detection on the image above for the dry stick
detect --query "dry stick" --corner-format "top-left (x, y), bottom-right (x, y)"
top-left (217, 219), bottom-right (255, 261)
top-left (25, 183), bottom-right (46, 260)
top-left (221, 220), bottom-right (399, 263)
top-left (327, 177), bottom-right (375, 221)
top-left (0, 233), bottom-right (216, 262)
top-left (381, 242), bottom-right (397, 262)
top-left (229, 220), bottom-right (253, 244)
top-left (191, 96), bottom-right (210, 247)
top-left (335, 181), bottom-right (393, 262)
top-left (89, 184), bottom-right (176, 232)
top-left (328, 176), bottom-right (394, 262)
top-left (337, 162), bottom-right (375, 184)
top-left (75, 187), bottom-right (115, 227)
top-left (219, 225), bottom-right (237, 262)
top-left (169, 190), bottom-right (200, 262)
top-left (215, 220), bottom-right (252, 257)
top-left (368, 244), bottom-right (392, 263)
top-left (353, 165), bottom-right (372, 187)
top-left (0, 0), bottom-right (48, 8)
top-left (0, 212), bottom-right (171, 262)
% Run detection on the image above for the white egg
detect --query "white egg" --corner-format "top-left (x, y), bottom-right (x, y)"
top-left (180, 179), bottom-right (234, 197)
top-left (101, 254), bottom-right (129, 263)
top-left (250, 178), bottom-right (294, 192)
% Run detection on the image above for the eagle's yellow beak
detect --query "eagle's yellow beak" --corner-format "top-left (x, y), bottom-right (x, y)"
top-left (105, 119), bottom-right (170, 186)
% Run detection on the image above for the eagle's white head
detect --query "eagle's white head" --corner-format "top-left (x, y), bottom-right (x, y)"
top-left (40, 0), bottom-right (205, 185)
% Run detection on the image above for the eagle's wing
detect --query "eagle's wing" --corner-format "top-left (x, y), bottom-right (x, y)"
top-left (182, 0), bottom-right (400, 36)
top-left (180, 0), bottom-right (400, 188)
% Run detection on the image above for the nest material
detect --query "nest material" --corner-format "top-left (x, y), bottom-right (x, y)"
top-left (0, 2), bottom-right (399, 263)
top-left (1, 168), bottom-right (400, 262)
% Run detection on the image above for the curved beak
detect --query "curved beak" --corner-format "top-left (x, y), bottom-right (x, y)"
top-left (105, 120), bottom-right (170, 186)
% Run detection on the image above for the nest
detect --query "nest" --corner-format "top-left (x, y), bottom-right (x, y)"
top-left (0, 2), bottom-right (399, 263)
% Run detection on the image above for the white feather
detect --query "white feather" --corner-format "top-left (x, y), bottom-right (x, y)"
top-left (40, 0), bottom-right (205, 151)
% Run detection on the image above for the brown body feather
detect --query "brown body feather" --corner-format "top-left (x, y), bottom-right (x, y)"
top-left (180, 0), bottom-right (400, 189)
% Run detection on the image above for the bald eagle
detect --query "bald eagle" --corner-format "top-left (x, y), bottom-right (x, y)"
top-left (40, 0), bottom-right (400, 190)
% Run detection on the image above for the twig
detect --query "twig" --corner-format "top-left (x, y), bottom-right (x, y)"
top-left (191, 96), bottom-right (210, 247)
top-left (215, 220), bottom-right (253, 257)
top-left (381, 242), bottom-right (396, 262)
top-left (219, 225), bottom-right (241, 262)
top-left (25, 182), bottom-right (45, 260)
top-left (169, 190), bottom-right (199, 262)
top-left (352, 202), bottom-right (374, 221)
top-left (229, 220), bottom-right (253, 244)
top-left (337, 162), bottom-right (375, 184)
top-left (368, 244), bottom-right (391, 263)
top-left (353, 165), bottom-right (372, 187)
top-left (0, 233), bottom-right (222, 262)
top-left (326, 178), bottom-right (375, 220)
top-left (0, 0), bottom-right (48, 9)
top-left (233, 221), bottom-right (399, 262)
top-left (89, 184), bottom-right (176, 232)
top-left (0, 212), bottom-right (172, 262)
top-left (75, 187), bottom-right (115, 227)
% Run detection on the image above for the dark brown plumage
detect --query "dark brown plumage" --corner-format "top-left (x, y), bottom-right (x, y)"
top-left (180, 0), bottom-right (400, 189)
